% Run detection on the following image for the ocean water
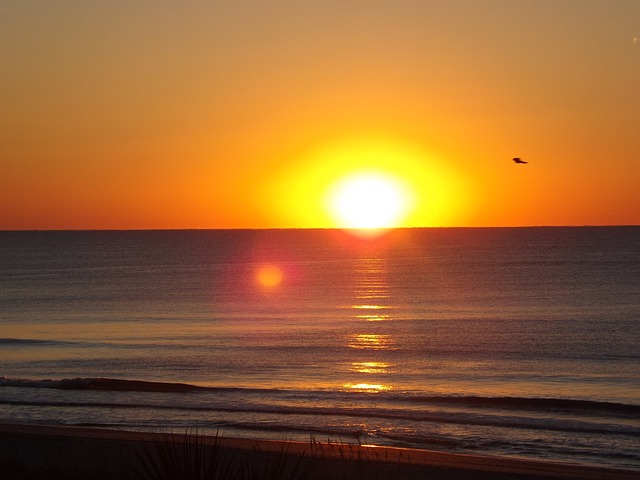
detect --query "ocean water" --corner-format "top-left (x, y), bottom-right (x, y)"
top-left (1, 227), bottom-right (639, 470)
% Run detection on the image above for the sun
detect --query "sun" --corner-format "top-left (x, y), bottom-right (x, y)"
top-left (264, 135), bottom-right (473, 229)
top-left (325, 171), bottom-right (412, 230)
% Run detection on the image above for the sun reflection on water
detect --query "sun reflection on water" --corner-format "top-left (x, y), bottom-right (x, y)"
top-left (354, 313), bottom-right (389, 322)
top-left (347, 333), bottom-right (395, 350)
top-left (343, 383), bottom-right (392, 393)
top-left (344, 257), bottom-right (396, 392)
top-left (350, 361), bottom-right (391, 374)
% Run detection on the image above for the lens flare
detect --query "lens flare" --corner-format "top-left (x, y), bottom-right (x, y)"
top-left (256, 265), bottom-right (283, 288)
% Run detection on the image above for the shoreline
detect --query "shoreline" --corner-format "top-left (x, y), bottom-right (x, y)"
top-left (1, 423), bottom-right (638, 480)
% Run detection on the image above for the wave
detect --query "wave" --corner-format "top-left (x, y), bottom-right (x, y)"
top-left (0, 338), bottom-right (67, 346)
top-left (0, 338), bottom-right (106, 349)
top-left (2, 378), bottom-right (640, 438)
top-left (0, 377), bottom-right (213, 393)
top-left (406, 394), bottom-right (640, 416)
top-left (3, 376), bottom-right (639, 416)
top-left (3, 398), bottom-right (638, 437)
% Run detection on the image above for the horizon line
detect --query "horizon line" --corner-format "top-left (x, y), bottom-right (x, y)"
top-left (1, 224), bottom-right (639, 233)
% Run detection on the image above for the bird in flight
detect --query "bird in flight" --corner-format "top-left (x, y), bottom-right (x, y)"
top-left (512, 157), bottom-right (528, 164)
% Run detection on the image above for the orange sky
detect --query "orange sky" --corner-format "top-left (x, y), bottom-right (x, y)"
top-left (1, 1), bottom-right (639, 230)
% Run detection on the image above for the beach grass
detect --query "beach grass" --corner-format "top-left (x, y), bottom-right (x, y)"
top-left (126, 430), bottom-right (385, 480)
top-left (1, 423), bottom-right (638, 480)
top-left (125, 428), bottom-right (237, 480)
top-left (0, 427), bottom-right (382, 480)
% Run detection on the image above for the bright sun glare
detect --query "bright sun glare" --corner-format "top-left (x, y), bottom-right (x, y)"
top-left (266, 136), bottom-right (471, 230)
top-left (326, 172), bottom-right (411, 230)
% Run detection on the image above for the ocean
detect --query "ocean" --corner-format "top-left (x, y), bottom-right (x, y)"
top-left (1, 227), bottom-right (639, 471)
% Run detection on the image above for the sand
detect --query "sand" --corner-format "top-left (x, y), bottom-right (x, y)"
top-left (1, 423), bottom-right (638, 480)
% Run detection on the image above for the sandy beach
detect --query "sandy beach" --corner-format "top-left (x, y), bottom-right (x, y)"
top-left (1, 423), bottom-right (638, 480)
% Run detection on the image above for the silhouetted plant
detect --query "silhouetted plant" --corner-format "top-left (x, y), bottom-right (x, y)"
top-left (124, 429), bottom-right (408, 480)
top-left (126, 428), bottom-right (238, 480)
top-left (239, 441), bottom-right (315, 480)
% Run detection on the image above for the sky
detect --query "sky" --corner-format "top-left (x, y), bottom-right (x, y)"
top-left (1, 0), bottom-right (639, 230)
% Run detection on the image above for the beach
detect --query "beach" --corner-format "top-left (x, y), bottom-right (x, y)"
top-left (1, 423), bottom-right (638, 480)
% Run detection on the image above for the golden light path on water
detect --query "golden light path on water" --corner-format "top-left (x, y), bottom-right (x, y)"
top-left (345, 257), bottom-right (395, 393)
top-left (351, 362), bottom-right (392, 374)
